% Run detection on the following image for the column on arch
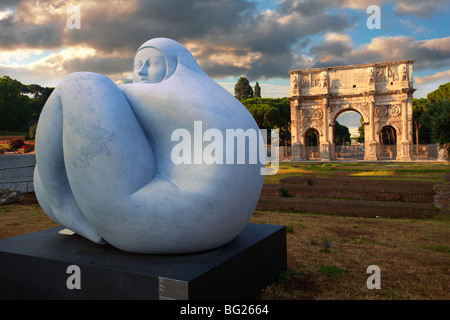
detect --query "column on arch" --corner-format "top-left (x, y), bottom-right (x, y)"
top-left (365, 94), bottom-right (378, 161)
top-left (398, 93), bottom-right (412, 161)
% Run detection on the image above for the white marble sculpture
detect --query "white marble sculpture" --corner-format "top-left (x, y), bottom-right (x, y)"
top-left (33, 38), bottom-right (265, 254)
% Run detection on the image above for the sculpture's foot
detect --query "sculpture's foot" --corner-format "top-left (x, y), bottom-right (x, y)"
top-left (57, 228), bottom-right (108, 245)
top-left (58, 228), bottom-right (75, 235)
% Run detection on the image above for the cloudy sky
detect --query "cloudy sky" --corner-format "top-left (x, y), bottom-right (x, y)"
top-left (1, 0), bottom-right (449, 115)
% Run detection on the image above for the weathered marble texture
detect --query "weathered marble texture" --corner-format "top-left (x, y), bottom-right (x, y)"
top-left (33, 38), bottom-right (264, 254)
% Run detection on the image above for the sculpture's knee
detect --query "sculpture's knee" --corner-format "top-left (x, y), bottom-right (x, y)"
top-left (58, 72), bottom-right (113, 94)
top-left (63, 71), bottom-right (108, 82)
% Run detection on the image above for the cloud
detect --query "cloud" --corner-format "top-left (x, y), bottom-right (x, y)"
top-left (309, 35), bottom-right (450, 72)
top-left (399, 19), bottom-right (435, 35)
top-left (191, 0), bottom-right (354, 80)
top-left (394, 1), bottom-right (450, 18)
top-left (309, 32), bottom-right (353, 62)
top-left (1, 0), bottom-right (449, 91)
top-left (337, 0), bottom-right (450, 17)
top-left (415, 69), bottom-right (450, 85)
top-left (2, 0), bottom-right (353, 77)
top-left (0, 45), bottom-right (133, 87)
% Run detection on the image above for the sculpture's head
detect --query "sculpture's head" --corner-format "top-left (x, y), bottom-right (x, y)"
top-left (134, 48), bottom-right (167, 83)
top-left (133, 38), bottom-right (205, 84)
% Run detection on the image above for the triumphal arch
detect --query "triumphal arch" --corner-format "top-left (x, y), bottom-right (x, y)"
top-left (289, 60), bottom-right (415, 161)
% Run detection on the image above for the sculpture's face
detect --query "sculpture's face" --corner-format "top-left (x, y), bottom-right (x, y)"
top-left (134, 48), bottom-right (167, 83)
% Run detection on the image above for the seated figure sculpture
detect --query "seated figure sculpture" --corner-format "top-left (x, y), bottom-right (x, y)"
top-left (33, 38), bottom-right (265, 254)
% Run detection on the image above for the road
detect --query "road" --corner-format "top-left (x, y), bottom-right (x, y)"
top-left (0, 154), bottom-right (36, 193)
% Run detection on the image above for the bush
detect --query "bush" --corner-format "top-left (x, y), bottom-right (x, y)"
top-left (8, 138), bottom-right (25, 150)
top-left (29, 124), bottom-right (37, 139)
top-left (279, 187), bottom-right (294, 197)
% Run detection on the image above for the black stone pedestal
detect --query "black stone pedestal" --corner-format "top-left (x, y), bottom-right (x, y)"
top-left (0, 223), bottom-right (286, 300)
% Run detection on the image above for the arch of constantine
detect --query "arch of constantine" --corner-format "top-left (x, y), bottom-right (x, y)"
top-left (289, 60), bottom-right (415, 161)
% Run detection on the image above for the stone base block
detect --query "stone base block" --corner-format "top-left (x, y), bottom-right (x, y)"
top-left (0, 223), bottom-right (286, 300)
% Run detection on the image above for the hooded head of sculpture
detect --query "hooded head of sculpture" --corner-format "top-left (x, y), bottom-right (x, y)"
top-left (132, 38), bottom-right (204, 83)
top-left (134, 47), bottom-right (167, 83)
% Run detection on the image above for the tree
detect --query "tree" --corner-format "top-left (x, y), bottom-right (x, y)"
top-left (306, 129), bottom-right (319, 147)
top-left (357, 116), bottom-right (365, 143)
top-left (421, 99), bottom-right (450, 154)
top-left (0, 76), bottom-right (31, 132)
top-left (38, 87), bottom-right (54, 105)
top-left (379, 126), bottom-right (397, 146)
top-left (334, 121), bottom-right (351, 145)
top-left (29, 123), bottom-right (37, 139)
top-left (418, 82), bottom-right (450, 155)
top-left (427, 82), bottom-right (450, 103)
top-left (241, 97), bottom-right (291, 146)
top-left (234, 77), bottom-right (253, 101)
top-left (0, 76), bottom-right (54, 134)
top-left (22, 83), bottom-right (44, 99)
top-left (254, 82), bottom-right (261, 98)
top-left (412, 98), bottom-right (432, 153)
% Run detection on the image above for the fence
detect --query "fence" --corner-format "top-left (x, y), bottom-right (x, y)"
top-left (335, 145), bottom-right (365, 160)
top-left (287, 143), bottom-right (447, 161)
top-left (412, 144), bottom-right (440, 160)
top-left (0, 164), bottom-right (35, 193)
top-left (279, 146), bottom-right (292, 160)
top-left (0, 144), bottom-right (447, 194)
top-left (378, 145), bottom-right (397, 160)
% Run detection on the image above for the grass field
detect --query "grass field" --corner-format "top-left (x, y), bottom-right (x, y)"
top-left (0, 161), bottom-right (449, 300)
top-left (251, 211), bottom-right (449, 299)
top-left (264, 161), bottom-right (449, 184)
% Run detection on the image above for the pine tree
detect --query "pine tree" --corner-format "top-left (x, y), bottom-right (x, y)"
top-left (254, 82), bottom-right (261, 98)
top-left (234, 77), bottom-right (253, 101)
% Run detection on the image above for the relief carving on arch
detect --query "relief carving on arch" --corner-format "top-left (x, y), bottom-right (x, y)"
top-left (292, 75), bottom-right (298, 94)
top-left (302, 109), bottom-right (312, 119)
top-left (311, 73), bottom-right (321, 87)
top-left (376, 67), bottom-right (386, 82)
top-left (352, 102), bottom-right (369, 121)
top-left (402, 144), bottom-right (410, 156)
top-left (312, 109), bottom-right (323, 120)
top-left (388, 105), bottom-right (401, 116)
top-left (387, 65), bottom-right (399, 82)
top-left (375, 105), bottom-right (387, 117)
top-left (368, 67), bottom-right (374, 84)
top-left (369, 143), bottom-right (376, 156)
top-left (400, 64), bottom-right (408, 81)
top-left (301, 74), bottom-right (310, 88)
top-left (321, 71), bottom-right (328, 87)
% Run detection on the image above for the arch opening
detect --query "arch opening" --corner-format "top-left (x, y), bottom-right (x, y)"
top-left (333, 110), bottom-right (365, 160)
top-left (305, 128), bottom-right (320, 160)
top-left (378, 125), bottom-right (397, 160)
